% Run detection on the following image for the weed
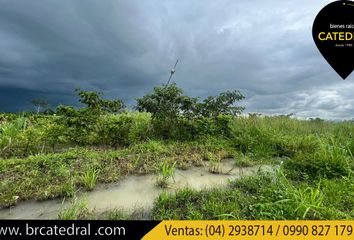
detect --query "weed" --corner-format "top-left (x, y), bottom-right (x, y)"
top-left (275, 170), bottom-right (325, 219)
top-left (80, 168), bottom-right (100, 191)
top-left (58, 197), bottom-right (91, 220)
top-left (155, 160), bottom-right (176, 188)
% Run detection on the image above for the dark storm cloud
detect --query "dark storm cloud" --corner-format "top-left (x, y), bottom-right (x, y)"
top-left (0, 0), bottom-right (353, 119)
top-left (0, 86), bottom-right (76, 112)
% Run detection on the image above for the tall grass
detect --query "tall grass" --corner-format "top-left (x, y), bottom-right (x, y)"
top-left (58, 197), bottom-right (91, 220)
top-left (275, 170), bottom-right (325, 219)
top-left (155, 159), bottom-right (176, 188)
top-left (204, 152), bottom-right (221, 174)
top-left (2, 113), bottom-right (354, 220)
top-left (0, 117), bottom-right (27, 157)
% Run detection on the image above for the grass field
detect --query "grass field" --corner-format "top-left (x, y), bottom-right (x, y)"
top-left (1, 111), bottom-right (354, 220)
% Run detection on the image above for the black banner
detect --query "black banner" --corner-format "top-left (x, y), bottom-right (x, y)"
top-left (0, 220), bottom-right (160, 240)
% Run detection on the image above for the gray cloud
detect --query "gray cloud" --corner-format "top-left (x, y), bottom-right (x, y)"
top-left (0, 0), bottom-right (353, 119)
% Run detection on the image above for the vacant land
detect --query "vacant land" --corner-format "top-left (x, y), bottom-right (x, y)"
top-left (1, 110), bottom-right (354, 220)
top-left (1, 85), bottom-right (354, 219)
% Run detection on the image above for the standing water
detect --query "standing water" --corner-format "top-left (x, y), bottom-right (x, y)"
top-left (0, 159), bottom-right (272, 219)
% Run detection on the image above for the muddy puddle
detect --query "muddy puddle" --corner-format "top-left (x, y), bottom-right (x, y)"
top-left (0, 159), bottom-right (273, 219)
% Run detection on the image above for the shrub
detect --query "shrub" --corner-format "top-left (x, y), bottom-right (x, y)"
top-left (284, 139), bottom-right (352, 181)
top-left (0, 116), bottom-right (44, 158)
top-left (55, 90), bottom-right (126, 145)
top-left (97, 112), bottom-right (152, 146)
top-left (136, 83), bottom-right (244, 140)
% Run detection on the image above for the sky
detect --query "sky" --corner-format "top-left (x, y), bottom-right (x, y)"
top-left (0, 0), bottom-right (353, 119)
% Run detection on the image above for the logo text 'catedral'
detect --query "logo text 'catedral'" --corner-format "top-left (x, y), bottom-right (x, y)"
top-left (312, 1), bottom-right (354, 80)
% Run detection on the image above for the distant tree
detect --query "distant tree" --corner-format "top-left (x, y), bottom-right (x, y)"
top-left (55, 90), bottom-right (126, 144)
top-left (248, 113), bottom-right (262, 118)
top-left (277, 113), bottom-right (295, 119)
top-left (31, 99), bottom-right (49, 113)
top-left (136, 83), bottom-right (245, 139)
top-left (75, 89), bottom-right (125, 113)
top-left (136, 83), bottom-right (197, 119)
top-left (195, 90), bottom-right (245, 118)
top-left (309, 117), bottom-right (324, 122)
top-left (136, 83), bottom-right (245, 119)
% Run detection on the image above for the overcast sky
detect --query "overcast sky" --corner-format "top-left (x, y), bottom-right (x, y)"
top-left (0, 0), bottom-right (353, 119)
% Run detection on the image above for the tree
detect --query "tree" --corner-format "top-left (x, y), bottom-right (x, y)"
top-left (31, 99), bottom-right (49, 114)
top-left (136, 83), bottom-right (198, 139)
top-left (55, 90), bottom-right (126, 145)
top-left (75, 89), bottom-right (125, 113)
top-left (136, 83), bottom-right (245, 140)
top-left (136, 83), bottom-right (197, 119)
top-left (136, 83), bottom-right (245, 119)
top-left (195, 90), bottom-right (245, 118)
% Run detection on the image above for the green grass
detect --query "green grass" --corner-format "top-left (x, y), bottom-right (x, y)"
top-left (102, 207), bottom-right (150, 220)
top-left (234, 153), bottom-right (254, 167)
top-left (0, 140), bottom-right (235, 207)
top-left (155, 159), bottom-right (176, 188)
top-left (58, 197), bottom-right (92, 220)
top-left (1, 113), bottom-right (354, 220)
top-left (80, 168), bottom-right (100, 191)
top-left (151, 169), bottom-right (351, 220)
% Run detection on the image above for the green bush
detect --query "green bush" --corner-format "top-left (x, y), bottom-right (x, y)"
top-left (169, 117), bottom-right (199, 141)
top-left (0, 116), bottom-right (46, 158)
top-left (97, 112), bottom-right (152, 146)
top-left (54, 89), bottom-right (126, 145)
top-left (136, 83), bottom-right (244, 140)
top-left (229, 116), bottom-right (322, 158)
